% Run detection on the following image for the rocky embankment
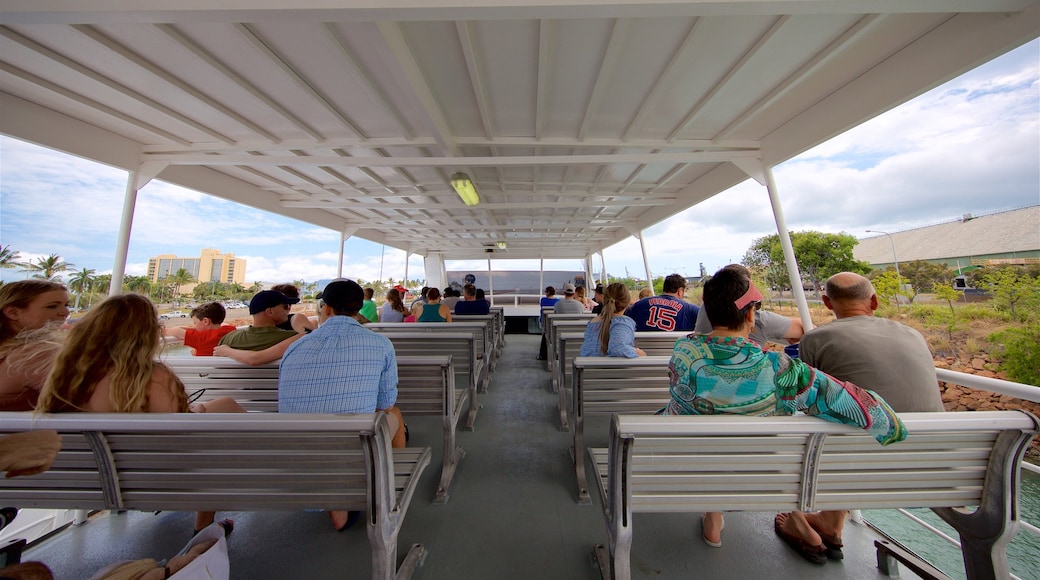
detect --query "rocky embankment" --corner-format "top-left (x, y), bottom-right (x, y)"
top-left (935, 356), bottom-right (1040, 461)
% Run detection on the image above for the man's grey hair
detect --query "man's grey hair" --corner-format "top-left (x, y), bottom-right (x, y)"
top-left (824, 273), bottom-right (875, 301)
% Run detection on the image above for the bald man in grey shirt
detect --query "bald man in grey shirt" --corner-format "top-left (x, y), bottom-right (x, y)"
top-left (799, 272), bottom-right (943, 412)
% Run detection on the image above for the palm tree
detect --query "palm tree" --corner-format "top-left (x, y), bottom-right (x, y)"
top-left (19, 253), bottom-right (74, 281)
top-left (91, 274), bottom-right (112, 306)
top-left (0, 246), bottom-right (20, 270)
top-left (166, 268), bottom-right (196, 306)
top-left (123, 275), bottom-right (152, 295)
top-left (248, 281), bottom-right (263, 295)
top-left (67, 267), bottom-right (96, 311)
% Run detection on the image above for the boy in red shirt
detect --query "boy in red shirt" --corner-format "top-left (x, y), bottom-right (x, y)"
top-left (163, 302), bottom-right (237, 356)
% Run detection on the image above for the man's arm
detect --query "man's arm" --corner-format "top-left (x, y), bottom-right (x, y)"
top-left (212, 333), bottom-right (303, 365)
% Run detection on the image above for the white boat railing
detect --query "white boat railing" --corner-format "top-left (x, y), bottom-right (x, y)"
top-left (864, 368), bottom-right (1040, 580)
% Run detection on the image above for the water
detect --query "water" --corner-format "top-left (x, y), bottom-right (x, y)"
top-left (864, 468), bottom-right (1040, 580)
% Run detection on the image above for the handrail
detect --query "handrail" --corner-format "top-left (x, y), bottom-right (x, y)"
top-left (866, 368), bottom-right (1039, 580)
top-left (935, 368), bottom-right (1040, 403)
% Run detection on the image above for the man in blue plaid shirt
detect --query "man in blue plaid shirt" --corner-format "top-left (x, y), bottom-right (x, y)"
top-left (278, 278), bottom-right (403, 531)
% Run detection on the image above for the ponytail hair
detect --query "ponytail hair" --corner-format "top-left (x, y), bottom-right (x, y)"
top-left (597, 283), bottom-right (633, 355)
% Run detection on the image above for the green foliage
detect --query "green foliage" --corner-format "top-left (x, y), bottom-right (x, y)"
top-left (742, 230), bottom-right (871, 296)
top-left (900, 260), bottom-right (954, 302)
top-left (18, 253), bottom-right (74, 281)
top-left (976, 267), bottom-right (1040, 322)
top-left (873, 270), bottom-right (910, 307)
top-left (0, 246), bottom-right (20, 270)
top-left (67, 267), bottom-right (97, 311)
top-left (989, 324), bottom-right (1040, 386)
top-left (933, 284), bottom-right (962, 316)
top-left (652, 276), bottom-right (665, 295)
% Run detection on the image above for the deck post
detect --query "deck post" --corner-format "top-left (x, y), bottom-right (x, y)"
top-left (732, 158), bottom-right (813, 332)
top-left (336, 226), bottom-right (358, 278)
top-left (404, 250), bottom-right (410, 286)
top-left (109, 162), bottom-right (165, 296)
top-left (487, 257), bottom-right (494, 305)
top-left (539, 258), bottom-right (544, 294)
top-left (600, 253), bottom-right (607, 285)
top-left (625, 226), bottom-right (653, 290)
top-left (761, 164), bottom-right (814, 332)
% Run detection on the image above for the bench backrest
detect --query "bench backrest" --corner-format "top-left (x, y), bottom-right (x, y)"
top-left (166, 356), bottom-right (457, 416)
top-left (452, 314), bottom-right (499, 351)
top-left (367, 322), bottom-right (491, 363)
top-left (0, 412), bottom-right (416, 513)
top-left (602, 411), bottom-right (1040, 513)
top-left (573, 356), bottom-right (671, 416)
top-left (376, 332), bottom-right (480, 393)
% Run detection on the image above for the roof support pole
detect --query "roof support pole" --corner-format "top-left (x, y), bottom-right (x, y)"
top-left (584, 253), bottom-right (593, 289)
top-left (487, 257), bottom-right (494, 306)
top-left (600, 253), bottom-right (607, 285)
top-left (539, 259), bottom-right (544, 295)
top-left (403, 251), bottom-right (410, 286)
top-left (336, 226), bottom-right (359, 278)
top-left (109, 161), bottom-right (166, 296)
top-left (424, 253), bottom-right (444, 289)
top-left (626, 226), bottom-right (653, 290)
top-left (733, 158), bottom-right (814, 332)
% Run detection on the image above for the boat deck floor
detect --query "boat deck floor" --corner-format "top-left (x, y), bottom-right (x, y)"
top-left (22, 334), bottom-right (925, 579)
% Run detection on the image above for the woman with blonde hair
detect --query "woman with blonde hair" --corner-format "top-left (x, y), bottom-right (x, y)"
top-left (37, 293), bottom-right (242, 532)
top-left (0, 280), bottom-right (69, 411)
top-left (574, 285), bottom-right (592, 311)
top-left (579, 283), bottom-right (646, 358)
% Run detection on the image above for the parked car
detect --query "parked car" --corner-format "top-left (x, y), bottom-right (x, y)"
top-left (159, 310), bottom-right (187, 320)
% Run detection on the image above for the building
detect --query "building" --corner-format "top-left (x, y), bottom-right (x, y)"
top-left (147, 248), bottom-right (246, 285)
top-left (855, 206), bottom-right (1040, 274)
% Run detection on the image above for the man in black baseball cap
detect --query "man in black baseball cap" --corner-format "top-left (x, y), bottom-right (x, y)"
top-left (217, 290), bottom-right (302, 352)
top-left (279, 278), bottom-right (404, 531)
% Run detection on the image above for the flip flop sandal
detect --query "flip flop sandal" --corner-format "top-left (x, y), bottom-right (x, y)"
top-left (774, 514), bottom-right (827, 565)
top-left (818, 532), bottom-right (844, 560)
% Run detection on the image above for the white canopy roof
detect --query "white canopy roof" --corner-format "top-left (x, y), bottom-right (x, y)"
top-left (2, 1), bottom-right (1037, 261)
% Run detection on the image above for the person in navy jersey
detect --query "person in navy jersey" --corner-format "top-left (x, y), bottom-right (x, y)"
top-left (625, 273), bottom-right (699, 331)
top-left (454, 284), bottom-right (490, 315)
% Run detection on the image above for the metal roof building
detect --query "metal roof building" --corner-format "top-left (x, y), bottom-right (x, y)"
top-left (855, 205), bottom-right (1040, 272)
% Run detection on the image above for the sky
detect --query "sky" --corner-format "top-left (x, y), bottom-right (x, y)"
top-left (1, 40), bottom-right (1038, 287)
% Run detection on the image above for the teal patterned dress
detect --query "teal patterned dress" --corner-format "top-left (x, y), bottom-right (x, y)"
top-left (664, 335), bottom-right (907, 446)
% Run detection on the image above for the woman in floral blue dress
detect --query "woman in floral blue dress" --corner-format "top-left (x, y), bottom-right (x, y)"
top-left (665, 265), bottom-right (906, 563)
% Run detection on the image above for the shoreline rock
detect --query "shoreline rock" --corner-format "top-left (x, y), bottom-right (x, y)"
top-left (937, 359), bottom-right (1040, 463)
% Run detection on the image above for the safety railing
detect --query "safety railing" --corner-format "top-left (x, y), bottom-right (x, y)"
top-left (862, 368), bottom-right (1039, 580)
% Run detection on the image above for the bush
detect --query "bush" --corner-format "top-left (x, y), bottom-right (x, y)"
top-left (989, 324), bottom-right (1040, 386)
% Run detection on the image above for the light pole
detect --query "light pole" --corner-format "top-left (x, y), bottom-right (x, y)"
top-left (866, 229), bottom-right (902, 306)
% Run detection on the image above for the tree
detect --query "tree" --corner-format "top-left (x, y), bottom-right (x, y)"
top-left (19, 253), bottom-right (74, 281)
top-left (742, 231), bottom-right (871, 297)
top-left (0, 246), bottom-right (20, 271)
top-left (976, 267), bottom-right (1040, 322)
top-left (123, 275), bottom-right (152, 295)
top-left (67, 267), bottom-right (96, 311)
top-left (165, 268), bottom-right (196, 306)
top-left (900, 260), bottom-right (954, 302)
top-left (872, 270), bottom-right (907, 307)
top-left (933, 284), bottom-right (962, 317)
